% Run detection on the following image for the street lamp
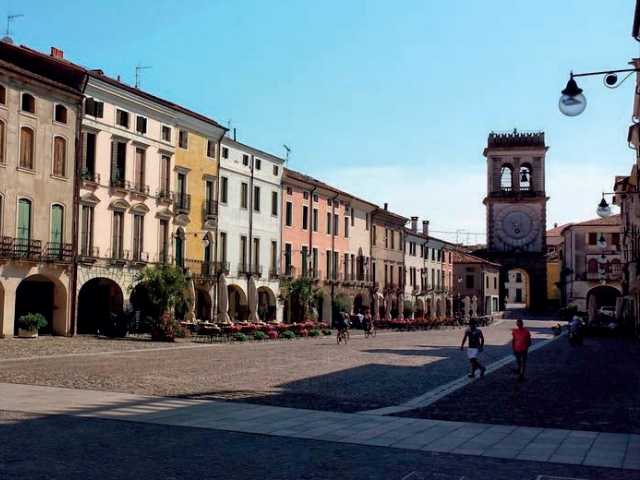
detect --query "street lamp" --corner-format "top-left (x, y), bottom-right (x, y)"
top-left (559, 68), bottom-right (640, 117)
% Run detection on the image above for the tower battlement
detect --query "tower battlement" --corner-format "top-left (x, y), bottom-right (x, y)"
top-left (487, 130), bottom-right (545, 149)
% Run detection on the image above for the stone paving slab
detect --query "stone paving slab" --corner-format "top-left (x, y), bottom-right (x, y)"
top-left (0, 382), bottom-right (637, 471)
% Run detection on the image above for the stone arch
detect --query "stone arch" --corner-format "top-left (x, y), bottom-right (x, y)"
top-left (520, 162), bottom-right (533, 191)
top-left (195, 286), bottom-right (212, 321)
top-left (15, 274), bottom-right (67, 336)
top-left (586, 285), bottom-right (621, 313)
top-left (257, 286), bottom-right (277, 321)
top-left (415, 298), bottom-right (425, 318)
top-left (504, 268), bottom-right (531, 309)
top-left (77, 277), bottom-right (124, 334)
top-left (500, 164), bottom-right (514, 191)
top-left (228, 283), bottom-right (247, 321)
top-left (435, 298), bottom-right (443, 318)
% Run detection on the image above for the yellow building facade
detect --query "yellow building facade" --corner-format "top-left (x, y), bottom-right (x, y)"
top-left (173, 112), bottom-right (226, 321)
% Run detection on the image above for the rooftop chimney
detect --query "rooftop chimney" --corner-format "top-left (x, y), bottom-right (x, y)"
top-left (50, 46), bottom-right (64, 59)
top-left (422, 220), bottom-right (429, 237)
top-left (384, 203), bottom-right (388, 211)
top-left (117, 75), bottom-right (121, 82)
top-left (554, 222), bottom-right (558, 228)
top-left (411, 216), bottom-right (418, 232)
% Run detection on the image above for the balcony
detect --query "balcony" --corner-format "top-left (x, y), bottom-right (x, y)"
top-left (42, 242), bottom-right (73, 263)
top-left (110, 249), bottom-right (130, 264)
top-left (269, 267), bottom-right (280, 279)
top-left (174, 193), bottom-right (191, 213)
top-left (237, 263), bottom-right (262, 277)
top-left (185, 259), bottom-right (218, 281)
top-left (156, 189), bottom-right (174, 202)
top-left (0, 236), bottom-right (13, 259)
top-left (204, 199), bottom-right (218, 218)
top-left (13, 238), bottom-right (42, 261)
top-left (585, 272), bottom-right (623, 282)
top-left (131, 251), bottom-right (149, 264)
top-left (127, 180), bottom-right (150, 196)
top-left (325, 271), bottom-right (343, 284)
top-left (109, 177), bottom-right (127, 191)
top-left (214, 261), bottom-right (230, 276)
top-left (154, 251), bottom-right (173, 264)
top-left (79, 246), bottom-right (100, 263)
top-left (81, 169), bottom-right (100, 184)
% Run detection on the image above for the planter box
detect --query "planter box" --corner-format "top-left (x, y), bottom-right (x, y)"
top-left (18, 328), bottom-right (38, 338)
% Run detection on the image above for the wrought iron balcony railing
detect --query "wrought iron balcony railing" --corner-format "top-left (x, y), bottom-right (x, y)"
top-left (81, 169), bottom-right (100, 183)
top-left (156, 189), bottom-right (174, 201)
top-left (80, 246), bottom-right (100, 258)
top-left (13, 238), bottom-right (42, 260)
top-left (127, 180), bottom-right (150, 196)
top-left (204, 199), bottom-right (218, 218)
top-left (42, 242), bottom-right (73, 263)
top-left (174, 193), bottom-right (191, 212)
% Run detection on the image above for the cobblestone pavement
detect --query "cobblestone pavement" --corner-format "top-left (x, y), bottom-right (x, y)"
top-left (0, 320), bottom-right (538, 412)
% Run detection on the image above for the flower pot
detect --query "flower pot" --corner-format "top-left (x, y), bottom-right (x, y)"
top-left (18, 328), bottom-right (38, 338)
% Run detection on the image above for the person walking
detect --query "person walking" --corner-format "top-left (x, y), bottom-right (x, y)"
top-left (460, 318), bottom-right (486, 378)
top-left (511, 319), bottom-right (532, 382)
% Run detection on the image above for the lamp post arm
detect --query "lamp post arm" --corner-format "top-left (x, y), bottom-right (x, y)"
top-left (572, 68), bottom-right (640, 78)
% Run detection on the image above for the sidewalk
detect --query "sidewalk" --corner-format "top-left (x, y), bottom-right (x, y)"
top-left (0, 331), bottom-right (638, 471)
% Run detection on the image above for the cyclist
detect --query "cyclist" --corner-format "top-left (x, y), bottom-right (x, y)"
top-left (336, 311), bottom-right (351, 340)
top-left (362, 309), bottom-right (374, 337)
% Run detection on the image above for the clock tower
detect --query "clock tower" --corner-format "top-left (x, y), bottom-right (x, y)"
top-left (482, 130), bottom-right (548, 311)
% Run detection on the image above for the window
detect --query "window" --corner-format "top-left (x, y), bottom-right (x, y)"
top-left (50, 204), bottom-right (64, 252)
top-left (0, 121), bottom-right (4, 164)
top-left (21, 93), bottom-right (35, 113)
top-left (252, 238), bottom-right (260, 268)
top-left (285, 202), bottom-right (293, 227)
top-left (135, 116), bottom-right (147, 134)
top-left (351, 209), bottom-right (355, 227)
top-left (390, 231), bottom-right (395, 249)
top-left (240, 235), bottom-right (248, 266)
top-left (54, 105), bottom-right (68, 124)
top-left (207, 140), bottom-right (216, 158)
top-left (270, 241), bottom-right (277, 271)
top-left (159, 219), bottom-right (169, 263)
top-left (222, 147), bottom-right (229, 158)
top-left (132, 214), bottom-right (144, 260)
top-left (255, 158), bottom-right (261, 170)
top-left (160, 155), bottom-right (171, 196)
top-left (220, 177), bottom-right (228, 203)
top-left (286, 186), bottom-right (292, 195)
top-left (302, 205), bottom-right (309, 230)
top-left (81, 206), bottom-right (94, 255)
top-left (365, 213), bottom-right (369, 230)
top-left (333, 214), bottom-right (339, 236)
top-left (253, 186), bottom-right (260, 212)
top-left (303, 191), bottom-right (309, 200)
top-left (0, 85), bottom-right (5, 104)
top-left (273, 165), bottom-right (279, 176)
top-left (112, 211), bottom-right (124, 259)
top-left (82, 132), bottom-right (97, 178)
top-left (284, 243), bottom-right (292, 270)
top-left (373, 225), bottom-right (377, 245)
top-left (205, 180), bottom-right (215, 215)
top-left (19, 127), bottom-right (34, 169)
top-left (110, 141), bottom-right (127, 187)
top-left (219, 232), bottom-right (227, 263)
top-left (53, 137), bottom-right (66, 176)
top-left (242, 154), bottom-right (249, 166)
top-left (161, 125), bottom-right (172, 142)
top-left (344, 217), bottom-right (349, 238)
top-left (271, 191), bottom-right (278, 216)
top-left (178, 130), bottom-right (188, 149)
top-left (313, 194), bottom-right (318, 202)
top-left (326, 250), bottom-right (331, 278)
top-left (116, 109), bottom-right (129, 128)
top-left (241, 182), bottom-right (248, 209)
top-left (84, 97), bottom-right (104, 118)
top-left (17, 198), bottom-right (32, 241)
top-left (312, 208), bottom-right (318, 232)
top-left (612, 233), bottom-right (620, 245)
top-left (134, 148), bottom-right (146, 191)
top-left (587, 232), bottom-right (597, 245)
top-left (326, 212), bottom-right (331, 234)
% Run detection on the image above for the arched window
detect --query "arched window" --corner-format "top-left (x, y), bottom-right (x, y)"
top-left (50, 204), bottom-right (64, 256)
top-left (519, 166), bottom-right (531, 191)
top-left (175, 227), bottom-right (185, 268)
top-left (587, 258), bottom-right (599, 274)
top-left (17, 198), bottom-right (32, 240)
top-left (53, 137), bottom-right (66, 176)
top-left (21, 93), bottom-right (35, 113)
top-left (19, 127), bottom-right (34, 169)
top-left (54, 104), bottom-right (68, 124)
top-left (0, 120), bottom-right (4, 164)
top-left (500, 166), bottom-right (513, 191)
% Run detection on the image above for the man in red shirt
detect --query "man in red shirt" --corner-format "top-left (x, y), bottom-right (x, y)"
top-left (511, 319), bottom-right (532, 382)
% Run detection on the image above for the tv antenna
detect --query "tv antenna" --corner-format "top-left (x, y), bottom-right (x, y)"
top-left (282, 144), bottom-right (291, 164)
top-left (4, 14), bottom-right (24, 41)
top-left (135, 65), bottom-right (152, 88)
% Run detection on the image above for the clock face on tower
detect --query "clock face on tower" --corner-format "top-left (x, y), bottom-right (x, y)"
top-left (495, 205), bottom-right (541, 247)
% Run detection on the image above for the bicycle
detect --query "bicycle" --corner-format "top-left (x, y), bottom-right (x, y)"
top-left (363, 324), bottom-right (376, 339)
top-left (337, 328), bottom-right (349, 345)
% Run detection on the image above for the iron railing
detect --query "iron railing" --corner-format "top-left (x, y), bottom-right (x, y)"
top-left (204, 199), bottom-right (218, 218)
top-left (174, 193), bottom-right (191, 212)
top-left (42, 242), bottom-right (73, 262)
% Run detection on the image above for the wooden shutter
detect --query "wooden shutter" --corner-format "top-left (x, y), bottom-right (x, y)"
top-left (0, 121), bottom-right (4, 164)
top-left (96, 101), bottom-right (104, 118)
top-left (20, 128), bottom-right (33, 169)
top-left (85, 98), bottom-right (94, 115)
top-left (53, 137), bottom-right (66, 176)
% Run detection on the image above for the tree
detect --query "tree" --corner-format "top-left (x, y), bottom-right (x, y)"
top-left (131, 265), bottom-right (191, 341)
top-left (279, 277), bottom-right (322, 323)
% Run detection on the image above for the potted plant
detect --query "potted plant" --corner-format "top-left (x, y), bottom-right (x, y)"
top-left (17, 313), bottom-right (47, 338)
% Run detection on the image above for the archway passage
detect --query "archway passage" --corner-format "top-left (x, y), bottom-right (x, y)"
top-left (228, 285), bottom-right (247, 321)
top-left (78, 278), bottom-right (124, 334)
top-left (587, 285), bottom-right (620, 311)
top-left (196, 288), bottom-right (212, 321)
top-left (257, 286), bottom-right (277, 321)
top-left (15, 275), bottom-right (66, 336)
top-left (353, 294), bottom-right (364, 314)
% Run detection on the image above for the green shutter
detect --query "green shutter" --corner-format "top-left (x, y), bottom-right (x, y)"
top-left (51, 205), bottom-right (63, 245)
top-left (17, 199), bottom-right (31, 239)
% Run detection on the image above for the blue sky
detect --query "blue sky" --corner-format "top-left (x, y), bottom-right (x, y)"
top-left (4, 0), bottom-right (639, 243)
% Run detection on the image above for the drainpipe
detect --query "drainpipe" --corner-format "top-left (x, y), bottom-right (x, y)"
top-left (308, 185), bottom-right (317, 275)
top-left (212, 132), bottom-right (227, 320)
top-left (330, 192), bottom-right (339, 326)
top-left (248, 155), bottom-right (255, 277)
top-left (70, 74), bottom-right (89, 337)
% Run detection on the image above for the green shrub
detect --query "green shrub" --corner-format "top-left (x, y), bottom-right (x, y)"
top-left (233, 332), bottom-right (247, 342)
top-left (280, 330), bottom-right (296, 339)
top-left (308, 329), bottom-right (320, 337)
top-left (253, 331), bottom-right (268, 341)
top-left (17, 313), bottom-right (47, 331)
top-left (322, 329), bottom-right (332, 336)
